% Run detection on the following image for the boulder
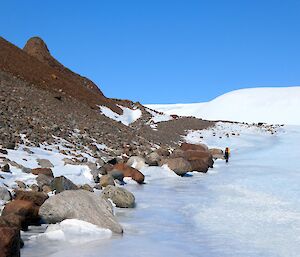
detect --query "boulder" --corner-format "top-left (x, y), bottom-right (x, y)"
top-left (42, 185), bottom-right (52, 194)
top-left (145, 152), bottom-right (161, 166)
top-left (107, 170), bottom-right (124, 182)
top-left (173, 150), bottom-right (213, 168)
top-left (99, 163), bottom-right (114, 176)
top-left (209, 148), bottom-right (224, 160)
top-left (126, 156), bottom-right (146, 170)
top-left (102, 185), bottom-right (135, 208)
top-left (36, 174), bottom-right (53, 187)
top-left (180, 143), bottom-right (208, 152)
top-left (2, 200), bottom-right (40, 229)
top-left (15, 181), bottom-right (26, 189)
top-left (36, 159), bottom-right (54, 168)
top-left (39, 190), bottom-right (123, 234)
top-left (80, 184), bottom-right (94, 192)
top-left (0, 214), bottom-right (24, 229)
top-left (1, 164), bottom-right (10, 173)
top-left (160, 158), bottom-right (192, 176)
top-left (0, 187), bottom-right (12, 202)
top-left (30, 184), bottom-right (40, 192)
top-left (31, 168), bottom-right (54, 178)
top-left (99, 175), bottom-right (115, 188)
top-left (113, 163), bottom-right (144, 184)
top-left (0, 149), bottom-right (8, 155)
top-left (14, 190), bottom-right (48, 206)
top-left (156, 147), bottom-right (170, 157)
top-left (51, 176), bottom-right (78, 194)
top-left (0, 226), bottom-right (21, 257)
top-left (183, 150), bottom-right (214, 168)
top-left (189, 159), bottom-right (209, 173)
top-left (86, 162), bottom-right (101, 182)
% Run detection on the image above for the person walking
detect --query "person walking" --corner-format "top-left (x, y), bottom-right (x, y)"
top-left (224, 147), bottom-right (230, 163)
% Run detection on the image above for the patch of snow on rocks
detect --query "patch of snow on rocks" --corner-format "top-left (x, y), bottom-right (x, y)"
top-left (146, 108), bottom-right (173, 123)
top-left (99, 105), bottom-right (142, 126)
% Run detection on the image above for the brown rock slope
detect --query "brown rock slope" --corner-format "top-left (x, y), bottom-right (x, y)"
top-left (0, 36), bottom-right (122, 114)
top-left (0, 36), bottom-right (214, 154)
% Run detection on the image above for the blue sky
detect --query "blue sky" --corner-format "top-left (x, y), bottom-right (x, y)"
top-left (1, 0), bottom-right (300, 103)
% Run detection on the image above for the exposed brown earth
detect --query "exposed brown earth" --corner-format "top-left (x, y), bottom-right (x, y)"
top-left (0, 36), bottom-right (214, 157)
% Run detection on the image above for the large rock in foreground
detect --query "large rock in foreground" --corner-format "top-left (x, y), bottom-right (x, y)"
top-left (102, 185), bottom-right (135, 208)
top-left (2, 200), bottom-right (40, 230)
top-left (0, 226), bottom-right (21, 257)
top-left (39, 190), bottom-right (123, 234)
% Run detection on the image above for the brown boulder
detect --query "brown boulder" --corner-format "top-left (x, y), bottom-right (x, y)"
top-left (156, 148), bottom-right (170, 157)
top-left (0, 226), bottom-right (21, 257)
top-left (209, 148), bottom-right (224, 160)
top-left (0, 214), bottom-right (24, 229)
top-left (160, 158), bottom-right (192, 176)
top-left (2, 200), bottom-right (40, 229)
top-left (31, 168), bottom-right (54, 178)
top-left (80, 184), bottom-right (94, 192)
top-left (14, 190), bottom-right (48, 206)
top-left (189, 159), bottom-right (209, 173)
top-left (113, 163), bottom-right (145, 184)
top-left (180, 143), bottom-right (208, 152)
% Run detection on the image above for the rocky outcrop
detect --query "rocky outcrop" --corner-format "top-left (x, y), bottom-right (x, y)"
top-left (145, 152), bottom-right (161, 166)
top-left (39, 190), bottom-right (123, 234)
top-left (50, 176), bottom-right (78, 194)
top-left (113, 163), bottom-right (145, 184)
top-left (102, 185), bottom-right (135, 208)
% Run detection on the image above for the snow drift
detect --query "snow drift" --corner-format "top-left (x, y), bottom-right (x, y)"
top-left (146, 87), bottom-right (300, 125)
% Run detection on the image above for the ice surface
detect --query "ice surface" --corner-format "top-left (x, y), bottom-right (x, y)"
top-left (22, 124), bottom-right (300, 257)
top-left (99, 105), bottom-right (142, 126)
top-left (146, 87), bottom-right (300, 125)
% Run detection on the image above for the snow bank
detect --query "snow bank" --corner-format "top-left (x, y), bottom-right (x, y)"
top-left (147, 87), bottom-right (300, 125)
top-left (30, 219), bottom-right (112, 243)
top-left (99, 105), bottom-right (142, 126)
top-left (145, 108), bottom-right (173, 123)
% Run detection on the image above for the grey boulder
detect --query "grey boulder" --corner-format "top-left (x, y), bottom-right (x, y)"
top-left (102, 185), bottom-right (135, 208)
top-left (39, 190), bottom-right (123, 234)
top-left (0, 187), bottom-right (12, 202)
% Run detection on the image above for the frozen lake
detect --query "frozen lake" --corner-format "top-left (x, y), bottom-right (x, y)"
top-left (22, 125), bottom-right (300, 257)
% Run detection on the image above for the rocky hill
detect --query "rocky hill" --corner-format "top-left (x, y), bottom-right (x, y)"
top-left (0, 36), bottom-right (214, 156)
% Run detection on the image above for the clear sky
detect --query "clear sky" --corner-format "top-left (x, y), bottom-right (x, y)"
top-left (1, 0), bottom-right (300, 104)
